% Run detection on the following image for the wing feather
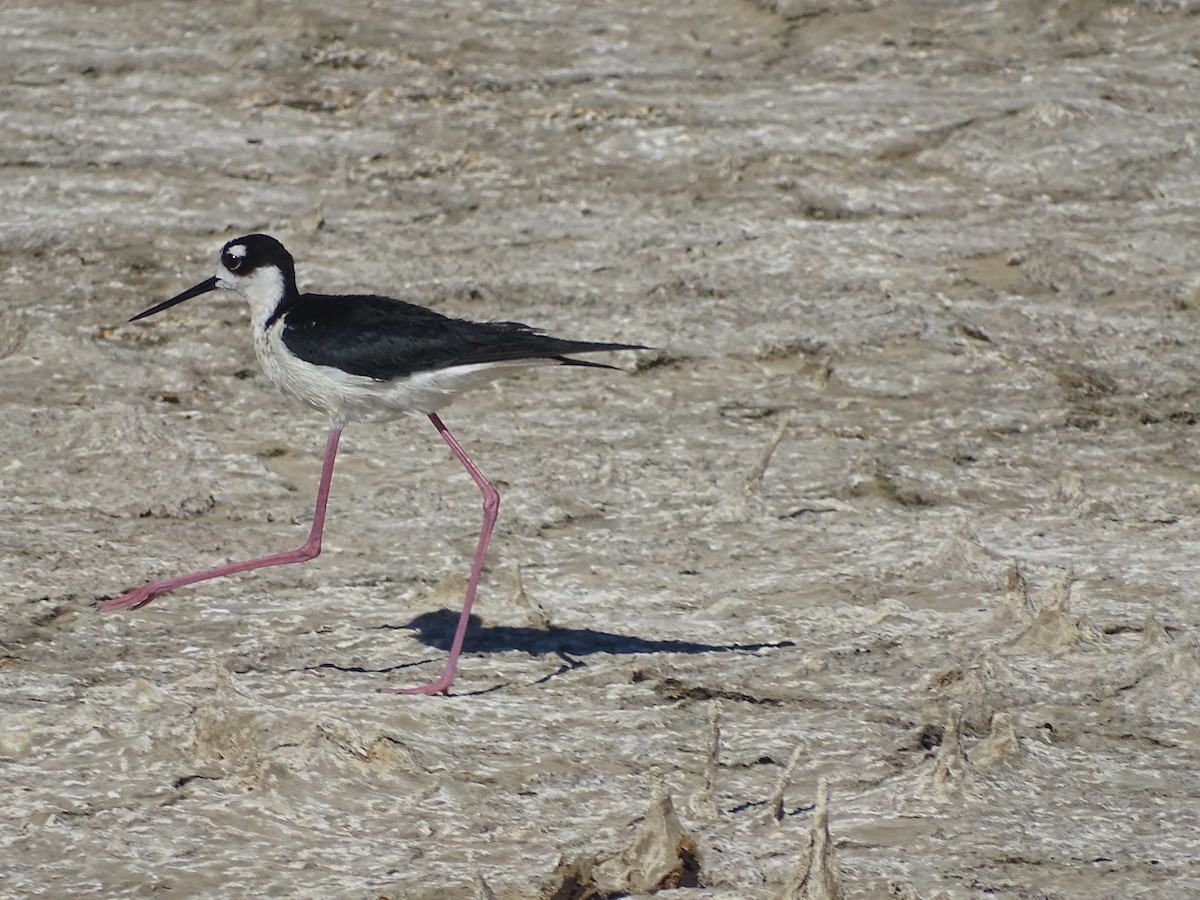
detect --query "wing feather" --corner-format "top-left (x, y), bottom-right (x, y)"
top-left (279, 294), bottom-right (643, 380)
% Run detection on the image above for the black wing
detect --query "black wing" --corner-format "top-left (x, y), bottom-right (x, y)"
top-left (279, 293), bottom-right (644, 380)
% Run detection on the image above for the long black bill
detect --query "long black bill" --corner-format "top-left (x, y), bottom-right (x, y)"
top-left (129, 275), bottom-right (220, 323)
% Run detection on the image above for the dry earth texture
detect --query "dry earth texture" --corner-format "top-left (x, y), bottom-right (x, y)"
top-left (3, 1), bottom-right (1200, 897)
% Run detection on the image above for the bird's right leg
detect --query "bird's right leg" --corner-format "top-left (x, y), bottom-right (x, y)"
top-left (97, 424), bottom-right (344, 612)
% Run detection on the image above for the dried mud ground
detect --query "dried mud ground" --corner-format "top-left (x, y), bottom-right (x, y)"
top-left (4, 1), bottom-right (1200, 898)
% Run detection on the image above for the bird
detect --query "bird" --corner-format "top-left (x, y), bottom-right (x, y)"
top-left (97, 233), bottom-right (646, 695)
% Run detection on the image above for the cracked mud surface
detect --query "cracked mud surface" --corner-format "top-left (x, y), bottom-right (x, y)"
top-left (4, 1), bottom-right (1200, 897)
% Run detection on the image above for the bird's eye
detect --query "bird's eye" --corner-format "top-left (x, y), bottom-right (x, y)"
top-left (224, 252), bottom-right (244, 272)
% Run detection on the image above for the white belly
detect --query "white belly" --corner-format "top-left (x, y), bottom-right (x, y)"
top-left (253, 321), bottom-right (546, 424)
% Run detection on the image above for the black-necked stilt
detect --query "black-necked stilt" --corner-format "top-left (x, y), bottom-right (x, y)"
top-left (98, 233), bottom-right (646, 695)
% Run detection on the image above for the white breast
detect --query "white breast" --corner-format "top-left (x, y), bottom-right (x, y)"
top-left (252, 319), bottom-right (550, 425)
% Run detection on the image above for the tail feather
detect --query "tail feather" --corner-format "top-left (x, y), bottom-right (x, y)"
top-left (554, 356), bottom-right (620, 370)
top-left (447, 337), bottom-right (649, 370)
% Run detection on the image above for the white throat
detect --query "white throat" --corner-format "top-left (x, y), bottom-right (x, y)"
top-left (218, 264), bottom-right (288, 330)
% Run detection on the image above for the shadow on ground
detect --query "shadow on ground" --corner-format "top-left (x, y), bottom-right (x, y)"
top-left (392, 608), bottom-right (796, 657)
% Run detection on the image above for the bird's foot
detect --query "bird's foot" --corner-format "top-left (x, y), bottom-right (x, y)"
top-left (96, 581), bottom-right (173, 612)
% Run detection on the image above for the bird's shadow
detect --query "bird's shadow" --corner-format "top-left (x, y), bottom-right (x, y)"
top-left (384, 608), bottom-right (795, 659)
top-left (309, 610), bottom-right (795, 694)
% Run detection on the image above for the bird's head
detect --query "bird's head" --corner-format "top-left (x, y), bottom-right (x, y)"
top-left (128, 233), bottom-right (298, 324)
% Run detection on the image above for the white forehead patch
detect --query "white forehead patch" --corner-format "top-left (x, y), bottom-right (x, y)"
top-left (227, 244), bottom-right (247, 258)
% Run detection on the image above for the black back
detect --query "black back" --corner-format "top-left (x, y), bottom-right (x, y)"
top-left (279, 293), bottom-right (643, 379)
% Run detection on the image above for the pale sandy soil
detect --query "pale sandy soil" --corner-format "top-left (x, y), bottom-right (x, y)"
top-left (3, 1), bottom-right (1200, 897)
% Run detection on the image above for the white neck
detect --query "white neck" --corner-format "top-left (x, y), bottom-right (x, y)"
top-left (218, 264), bottom-right (288, 331)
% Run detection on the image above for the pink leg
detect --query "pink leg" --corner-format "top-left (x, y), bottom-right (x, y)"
top-left (383, 412), bottom-right (500, 696)
top-left (98, 425), bottom-right (344, 612)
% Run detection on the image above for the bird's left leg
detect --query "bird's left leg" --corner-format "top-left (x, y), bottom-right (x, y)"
top-left (383, 413), bottom-right (499, 695)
